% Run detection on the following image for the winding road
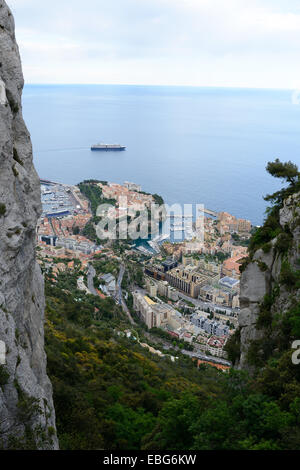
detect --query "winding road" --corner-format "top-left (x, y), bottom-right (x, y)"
top-left (87, 264), bottom-right (99, 296)
top-left (117, 264), bottom-right (135, 325)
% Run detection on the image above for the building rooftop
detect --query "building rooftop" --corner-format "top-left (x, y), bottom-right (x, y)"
top-left (144, 295), bottom-right (156, 305)
top-left (101, 273), bottom-right (115, 284)
top-left (219, 276), bottom-right (240, 288)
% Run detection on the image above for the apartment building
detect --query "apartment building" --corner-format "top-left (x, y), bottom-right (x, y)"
top-left (206, 336), bottom-right (228, 358)
top-left (145, 277), bottom-right (179, 302)
top-left (190, 313), bottom-right (229, 337)
top-left (165, 264), bottom-right (220, 298)
top-left (133, 291), bottom-right (174, 329)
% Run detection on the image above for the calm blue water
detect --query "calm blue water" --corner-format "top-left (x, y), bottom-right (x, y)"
top-left (22, 85), bottom-right (300, 225)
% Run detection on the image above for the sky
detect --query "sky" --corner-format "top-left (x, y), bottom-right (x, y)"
top-left (7, 0), bottom-right (300, 88)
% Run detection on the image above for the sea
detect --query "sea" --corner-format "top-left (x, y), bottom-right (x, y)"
top-left (22, 84), bottom-right (300, 226)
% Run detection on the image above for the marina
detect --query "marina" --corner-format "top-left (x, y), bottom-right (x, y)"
top-left (40, 181), bottom-right (80, 218)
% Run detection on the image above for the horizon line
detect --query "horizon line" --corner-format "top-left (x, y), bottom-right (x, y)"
top-left (23, 82), bottom-right (295, 92)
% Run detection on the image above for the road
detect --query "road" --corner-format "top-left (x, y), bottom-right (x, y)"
top-left (178, 292), bottom-right (238, 316)
top-left (182, 349), bottom-right (231, 367)
top-left (87, 264), bottom-right (99, 296)
top-left (116, 264), bottom-right (135, 325)
top-left (177, 292), bottom-right (219, 310)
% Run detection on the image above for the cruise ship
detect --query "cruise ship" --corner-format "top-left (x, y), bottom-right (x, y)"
top-left (91, 143), bottom-right (126, 151)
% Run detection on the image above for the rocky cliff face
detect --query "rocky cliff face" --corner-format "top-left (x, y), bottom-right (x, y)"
top-left (0, 1), bottom-right (58, 449)
top-left (238, 191), bottom-right (300, 371)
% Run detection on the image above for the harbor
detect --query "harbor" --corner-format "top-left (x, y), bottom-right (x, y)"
top-left (40, 180), bottom-right (83, 218)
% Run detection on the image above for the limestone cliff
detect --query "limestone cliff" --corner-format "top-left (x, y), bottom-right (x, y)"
top-left (238, 191), bottom-right (300, 371)
top-left (0, 1), bottom-right (58, 448)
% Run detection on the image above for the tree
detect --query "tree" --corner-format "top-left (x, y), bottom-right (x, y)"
top-left (264, 159), bottom-right (300, 206)
top-left (248, 159), bottom-right (300, 255)
top-left (266, 159), bottom-right (299, 186)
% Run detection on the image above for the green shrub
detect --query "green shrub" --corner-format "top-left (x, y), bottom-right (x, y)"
top-left (246, 338), bottom-right (276, 367)
top-left (17, 390), bottom-right (42, 424)
top-left (279, 260), bottom-right (298, 291)
top-left (48, 426), bottom-right (56, 437)
top-left (8, 98), bottom-right (19, 114)
top-left (256, 308), bottom-right (272, 329)
top-left (256, 260), bottom-right (268, 272)
top-left (224, 328), bottom-right (241, 365)
top-left (13, 148), bottom-right (23, 166)
top-left (262, 242), bottom-right (272, 254)
top-left (239, 257), bottom-right (250, 273)
top-left (12, 165), bottom-right (19, 177)
top-left (0, 365), bottom-right (9, 386)
top-left (274, 231), bottom-right (293, 254)
top-left (248, 209), bottom-right (281, 255)
top-left (0, 203), bottom-right (6, 216)
top-left (284, 303), bottom-right (300, 338)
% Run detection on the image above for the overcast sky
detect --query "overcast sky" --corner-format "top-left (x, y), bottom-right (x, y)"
top-left (7, 0), bottom-right (300, 88)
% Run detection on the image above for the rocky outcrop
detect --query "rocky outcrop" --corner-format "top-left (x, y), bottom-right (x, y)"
top-left (0, 1), bottom-right (58, 448)
top-left (238, 191), bottom-right (300, 370)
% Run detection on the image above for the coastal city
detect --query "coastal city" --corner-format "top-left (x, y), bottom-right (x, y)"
top-left (37, 178), bottom-right (252, 370)
top-left (2, 0), bottom-right (300, 454)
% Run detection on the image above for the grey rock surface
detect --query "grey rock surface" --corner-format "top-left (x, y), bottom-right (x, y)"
top-left (0, 1), bottom-right (58, 448)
